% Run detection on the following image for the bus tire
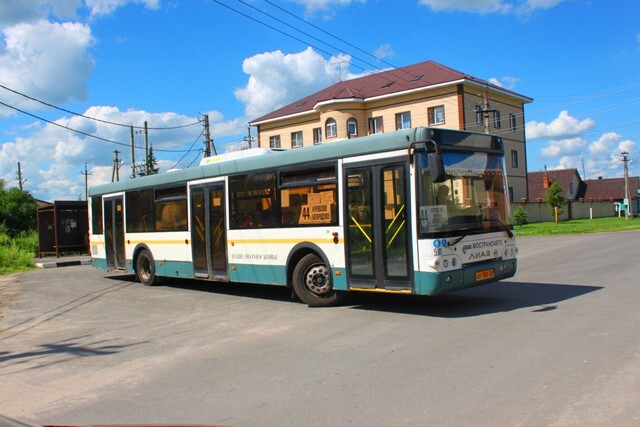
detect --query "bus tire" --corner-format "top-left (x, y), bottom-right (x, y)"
top-left (292, 253), bottom-right (342, 307)
top-left (136, 249), bottom-right (159, 286)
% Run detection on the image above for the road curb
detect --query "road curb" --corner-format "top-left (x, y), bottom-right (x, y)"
top-left (34, 259), bottom-right (92, 269)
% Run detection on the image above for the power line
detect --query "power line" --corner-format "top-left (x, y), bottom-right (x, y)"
top-left (262, 0), bottom-right (412, 78)
top-left (0, 100), bottom-right (200, 153)
top-left (0, 83), bottom-right (202, 130)
top-left (233, 0), bottom-right (416, 85)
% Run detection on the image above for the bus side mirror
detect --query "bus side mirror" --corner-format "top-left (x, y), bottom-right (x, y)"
top-left (429, 153), bottom-right (446, 183)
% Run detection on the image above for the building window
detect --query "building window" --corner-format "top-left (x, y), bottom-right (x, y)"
top-left (291, 131), bottom-right (303, 148)
top-left (509, 114), bottom-right (517, 131)
top-left (395, 112), bottom-right (411, 130)
top-left (511, 150), bottom-right (518, 168)
top-left (313, 128), bottom-right (322, 145)
top-left (269, 135), bottom-right (281, 149)
top-left (325, 118), bottom-right (336, 138)
top-left (494, 110), bottom-right (501, 129)
top-left (368, 116), bottom-right (384, 134)
top-left (347, 118), bottom-right (358, 137)
top-left (428, 105), bottom-right (445, 125)
top-left (475, 107), bottom-right (483, 125)
top-left (508, 187), bottom-right (514, 202)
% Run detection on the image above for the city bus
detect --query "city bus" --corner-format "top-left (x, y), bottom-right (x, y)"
top-left (88, 126), bottom-right (517, 306)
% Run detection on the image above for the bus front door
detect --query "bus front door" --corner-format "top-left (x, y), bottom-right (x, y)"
top-left (191, 183), bottom-right (228, 280)
top-left (104, 196), bottom-right (126, 270)
top-left (345, 162), bottom-right (411, 291)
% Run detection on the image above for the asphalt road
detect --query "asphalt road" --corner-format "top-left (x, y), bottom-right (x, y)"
top-left (1, 231), bottom-right (639, 426)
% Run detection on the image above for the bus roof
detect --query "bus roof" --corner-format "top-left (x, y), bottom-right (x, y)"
top-left (88, 127), bottom-right (502, 197)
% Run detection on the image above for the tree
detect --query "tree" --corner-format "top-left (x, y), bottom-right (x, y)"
top-left (513, 206), bottom-right (529, 226)
top-left (543, 180), bottom-right (568, 223)
top-left (0, 181), bottom-right (37, 236)
top-left (140, 146), bottom-right (159, 176)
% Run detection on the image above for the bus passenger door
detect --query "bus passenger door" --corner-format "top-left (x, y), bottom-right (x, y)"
top-left (104, 196), bottom-right (126, 270)
top-left (191, 183), bottom-right (228, 280)
top-left (345, 162), bottom-right (411, 290)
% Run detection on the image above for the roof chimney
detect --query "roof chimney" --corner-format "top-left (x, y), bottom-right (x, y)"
top-left (543, 166), bottom-right (549, 189)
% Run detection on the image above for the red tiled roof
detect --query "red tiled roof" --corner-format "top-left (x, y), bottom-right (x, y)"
top-left (250, 60), bottom-right (532, 124)
top-left (527, 169), bottom-right (584, 201)
top-left (583, 177), bottom-right (640, 200)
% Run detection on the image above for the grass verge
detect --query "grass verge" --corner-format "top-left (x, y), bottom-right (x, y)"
top-left (514, 216), bottom-right (640, 236)
top-left (0, 231), bottom-right (37, 275)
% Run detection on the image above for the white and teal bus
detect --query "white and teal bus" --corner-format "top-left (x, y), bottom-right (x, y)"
top-left (88, 127), bottom-right (517, 306)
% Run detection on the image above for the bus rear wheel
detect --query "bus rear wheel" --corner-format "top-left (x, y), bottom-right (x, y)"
top-left (292, 254), bottom-right (342, 307)
top-left (136, 249), bottom-right (159, 286)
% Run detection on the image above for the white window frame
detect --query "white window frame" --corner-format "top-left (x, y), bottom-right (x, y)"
top-left (347, 118), bottom-right (358, 137)
top-left (291, 131), bottom-right (303, 148)
top-left (395, 112), bottom-right (411, 130)
top-left (325, 118), bottom-right (337, 138)
top-left (368, 116), bottom-right (383, 134)
top-left (313, 127), bottom-right (322, 145)
top-left (269, 135), bottom-right (281, 149)
top-left (428, 105), bottom-right (445, 126)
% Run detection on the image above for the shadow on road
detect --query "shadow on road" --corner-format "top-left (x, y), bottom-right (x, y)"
top-left (105, 274), bottom-right (601, 317)
top-left (346, 281), bottom-right (602, 317)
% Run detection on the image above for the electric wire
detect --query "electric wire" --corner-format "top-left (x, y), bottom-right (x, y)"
top-left (262, 0), bottom-right (415, 79)
top-left (0, 83), bottom-right (202, 130)
top-left (170, 127), bottom-right (205, 169)
top-left (0, 100), bottom-right (201, 153)
top-left (234, 0), bottom-right (416, 86)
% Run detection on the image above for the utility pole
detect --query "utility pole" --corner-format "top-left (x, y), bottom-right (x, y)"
top-left (112, 150), bottom-right (121, 182)
top-left (203, 114), bottom-right (216, 157)
top-left (144, 121), bottom-right (150, 175)
top-left (16, 162), bottom-right (26, 190)
top-left (481, 88), bottom-right (496, 135)
top-left (130, 126), bottom-right (136, 178)
top-left (621, 152), bottom-right (631, 220)
top-left (81, 163), bottom-right (92, 201)
top-left (243, 125), bottom-right (254, 149)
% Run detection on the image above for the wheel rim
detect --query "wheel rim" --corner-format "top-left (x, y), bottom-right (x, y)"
top-left (304, 263), bottom-right (332, 296)
top-left (139, 256), bottom-right (151, 282)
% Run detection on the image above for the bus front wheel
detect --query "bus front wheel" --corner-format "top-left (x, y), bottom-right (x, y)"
top-left (292, 254), bottom-right (342, 307)
top-left (136, 249), bottom-right (159, 286)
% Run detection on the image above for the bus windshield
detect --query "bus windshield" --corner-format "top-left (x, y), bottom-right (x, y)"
top-left (417, 150), bottom-right (513, 237)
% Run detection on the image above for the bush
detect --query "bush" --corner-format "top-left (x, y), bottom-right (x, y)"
top-left (513, 207), bottom-right (529, 226)
top-left (0, 231), bottom-right (37, 275)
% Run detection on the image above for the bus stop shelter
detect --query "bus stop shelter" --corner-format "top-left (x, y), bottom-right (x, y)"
top-left (37, 201), bottom-right (89, 257)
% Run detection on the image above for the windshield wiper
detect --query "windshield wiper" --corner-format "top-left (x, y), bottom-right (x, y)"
top-left (447, 229), bottom-right (474, 247)
top-left (482, 217), bottom-right (514, 238)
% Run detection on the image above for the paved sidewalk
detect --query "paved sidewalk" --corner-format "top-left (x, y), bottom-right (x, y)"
top-left (32, 254), bottom-right (92, 269)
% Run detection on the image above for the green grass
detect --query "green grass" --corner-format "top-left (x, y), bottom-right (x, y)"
top-left (0, 231), bottom-right (37, 275)
top-left (513, 217), bottom-right (640, 236)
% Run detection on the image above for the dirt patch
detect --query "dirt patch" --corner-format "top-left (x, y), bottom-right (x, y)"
top-left (0, 273), bottom-right (21, 323)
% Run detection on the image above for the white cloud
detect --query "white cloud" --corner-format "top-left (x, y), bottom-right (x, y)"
top-left (374, 43), bottom-right (395, 60)
top-left (292, 0), bottom-right (364, 16)
top-left (418, 0), bottom-right (564, 14)
top-left (540, 136), bottom-right (586, 159)
top-left (488, 76), bottom-right (521, 90)
top-left (0, 106), bottom-right (209, 199)
top-left (0, 0), bottom-right (81, 27)
top-left (85, 0), bottom-right (159, 17)
top-left (526, 110), bottom-right (595, 140)
top-left (0, 20), bottom-right (95, 114)
top-left (235, 47), bottom-right (350, 118)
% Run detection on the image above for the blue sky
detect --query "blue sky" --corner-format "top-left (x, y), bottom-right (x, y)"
top-left (1, 0), bottom-right (639, 201)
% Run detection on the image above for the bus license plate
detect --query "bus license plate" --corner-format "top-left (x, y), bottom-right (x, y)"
top-left (475, 269), bottom-right (495, 281)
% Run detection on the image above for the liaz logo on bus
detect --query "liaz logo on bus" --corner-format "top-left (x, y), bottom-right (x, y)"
top-left (460, 239), bottom-right (504, 262)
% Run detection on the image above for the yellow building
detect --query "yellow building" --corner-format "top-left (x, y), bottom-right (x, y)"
top-left (249, 60), bottom-right (532, 202)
